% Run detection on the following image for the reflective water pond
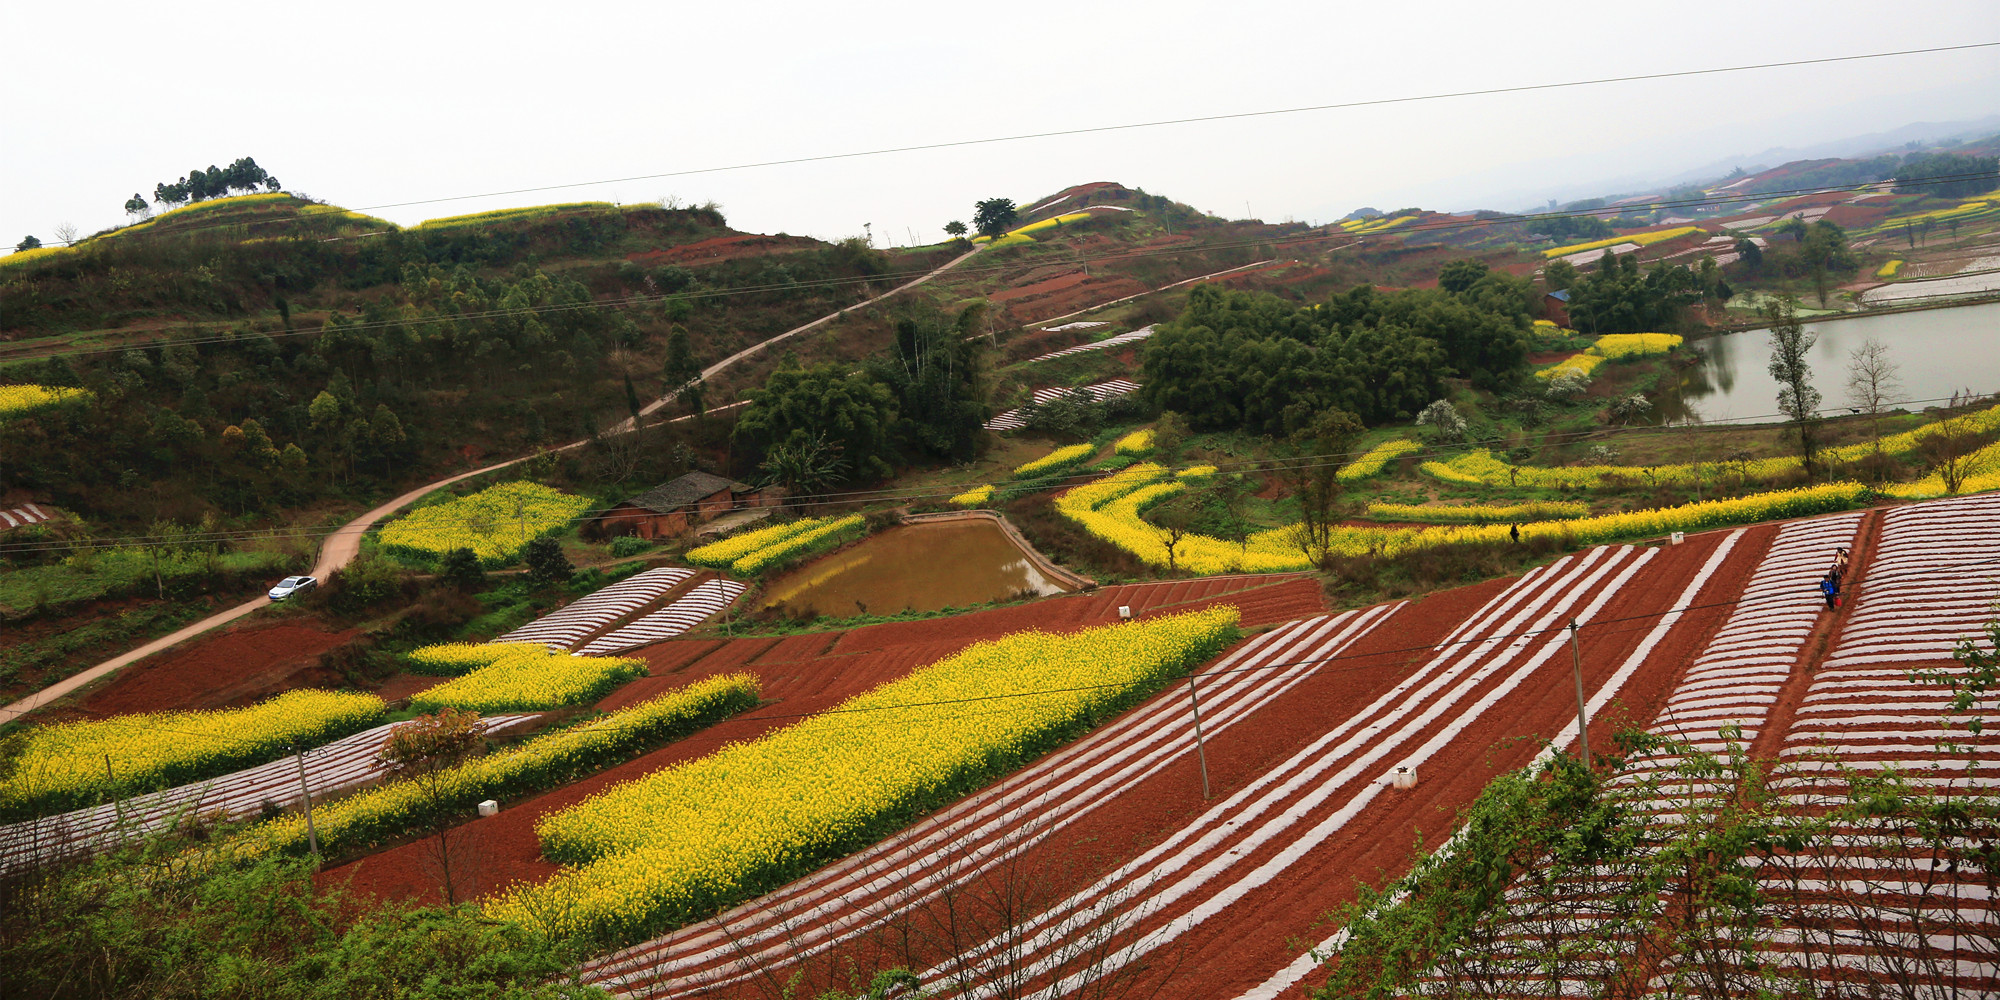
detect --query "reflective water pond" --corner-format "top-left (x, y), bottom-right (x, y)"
top-left (758, 519), bottom-right (1073, 619)
top-left (1658, 301), bottom-right (1999, 424)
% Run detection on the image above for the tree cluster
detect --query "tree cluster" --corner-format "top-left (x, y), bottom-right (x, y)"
top-left (1894, 152), bottom-right (2000, 200)
top-left (732, 303), bottom-right (991, 494)
top-left (3, 264), bottom-right (628, 522)
top-left (1531, 213), bottom-right (1615, 242)
top-left (1559, 251), bottom-right (1729, 334)
top-left (148, 156), bottom-right (281, 210)
top-left (1137, 267), bottom-right (1535, 435)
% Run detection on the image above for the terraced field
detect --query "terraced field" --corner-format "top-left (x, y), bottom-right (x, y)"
top-left (522, 497), bottom-right (1998, 998)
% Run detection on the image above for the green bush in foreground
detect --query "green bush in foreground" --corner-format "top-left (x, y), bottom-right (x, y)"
top-left (0, 847), bottom-right (601, 1000)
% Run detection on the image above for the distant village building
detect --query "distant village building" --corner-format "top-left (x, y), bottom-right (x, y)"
top-left (596, 471), bottom-right (780, 539)
top-left (1542, 288), bottom-right (1571, 327)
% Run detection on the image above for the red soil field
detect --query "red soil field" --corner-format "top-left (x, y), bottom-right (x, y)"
top-left (319, 576), bottom-right (1324, 907)
top-left (625, 233), bottom-right (817, 267)
top-left (69, 621), bottom-right (360, 718)
top-left (585, 533), bottom-right (1772, 999)
top-left (318, 524), bottom-right (1883, 999)
top-left (1107, 531), bottom-right (1770, 1000)
top-left (1820, 203), bottom-right (1890, 229)
top-left (988, 270), bottom-right (1093, 303)
top-left (532, 528), bottom-right (1793, 1000)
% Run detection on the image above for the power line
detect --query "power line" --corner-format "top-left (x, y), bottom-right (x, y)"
top-left (27, 39), bottom-right (1997, 252)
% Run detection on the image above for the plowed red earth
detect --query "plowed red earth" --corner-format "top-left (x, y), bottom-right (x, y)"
top-left (663, 530), bottom-right (1770, 1000)
top-left (67, 622), bottom-right (361, 718)
top-left (625, 234), bottom-right (817, 266)
top-left (319, 576), bottom-right (1323, 906)
top-left (1260, 529), bottom-right (1773, 1000)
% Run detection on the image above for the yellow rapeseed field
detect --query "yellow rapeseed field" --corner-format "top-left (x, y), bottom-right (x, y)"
top-left (378, 481), bottom-right (591, 565)
top-left (0, 690), bottom-right (385, 819)
top-left (685, 517), bottom-right (835, 568)
top-left (1542, 225), bottom-right (1703, 259)
top-left (1423, 405), bottom-right (2000, 490)
top-left (410, 646), bottom-right (647, 713)
top-left (1337, 439), bottom-right (1422, 482)
top-left (949, 484), bottom-right (996, 507)
top-left (1114, 429), bottom-right (1155, 455)
top-left (258, 674), bottom-right (760, 857)
top-left (1013, 443), bottom-right (1097, 478)
top-left (0, 384), bottom-right (94, 418)
top-left (1055, 463), bottom-right (1870, 574)
top-left (727, 515), bottom-right (865, 575)
top-left (1535, 352), bottom-right (1607, 380)
top-left (1367, 500), bottom-right (1589, 524)
top-left (486, 607), bottom-right (1240, 942)
top-left (1591, 333), bottom-right (1682, 360)
top-left (405, 641), bottom-right (547, 676)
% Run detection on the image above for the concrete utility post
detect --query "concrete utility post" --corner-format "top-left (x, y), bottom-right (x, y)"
top-left (293, 747), bottom-right (321, 858)
top-left (1187, 673), bottom-right (1212, 799)
top-left (1569, 620), bottom-right (1592, 770)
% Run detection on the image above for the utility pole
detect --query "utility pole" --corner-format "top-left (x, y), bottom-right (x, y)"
top-left (1568, 620), bottom-right (1592, 769)
top-left (293, 747), bottom-right (321, 858)
top-left (105, 754), bottom-right (128, 829)
top-left (1187, 673), bottom-right (1212, 799)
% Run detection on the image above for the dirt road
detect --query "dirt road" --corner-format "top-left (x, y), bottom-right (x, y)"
top-left (2, 248), bottom-right (983, 722)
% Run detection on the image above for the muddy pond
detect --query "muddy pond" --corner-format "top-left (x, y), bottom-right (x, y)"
top-left (758, 518), bottom-right (1074, 619)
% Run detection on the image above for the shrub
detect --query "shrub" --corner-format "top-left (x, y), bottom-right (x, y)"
top-left (522, 537), bottom-right (574, 585)
top-left (608, 535), bottom-right (653, 557)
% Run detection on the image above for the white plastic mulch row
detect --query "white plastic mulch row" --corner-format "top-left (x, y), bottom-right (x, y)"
top-left (497, 567), bottom-right (694, 651)
top-left (0, 714), bottom-right (537, 874)
top-left (1335, 520), bottom-right (1856, 999)
top-left (1748, 493), bottom-right (2000, 993)
top-left (0, 503), bottom-right (52, 531)
top-left (584, 602), bottom-right (1407, 997)
top-left (1638, 513), bottom-right (1864, 761)
top-left (1818, 492), bottom-right (2000, 674)
top-left (1023, 325), bottom-right (1155, 365)
top-left (983, 378), bottom-right (1141, 431)
top-left (907, 546), bottom-right (1657, 1000)
top-left (1241, 530), bottom-right (1757, 1000)
top-left (573, 579), bottom-right (747, 657)
top-left (1041, 321), bottom-right (1107, 333)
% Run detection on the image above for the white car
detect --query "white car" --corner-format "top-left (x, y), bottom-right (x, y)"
top-left (267, 575), bottom-right (319, 601)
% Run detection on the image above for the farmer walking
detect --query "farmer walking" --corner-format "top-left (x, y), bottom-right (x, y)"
top-left (1819, 571), bottom-right (1840, 611)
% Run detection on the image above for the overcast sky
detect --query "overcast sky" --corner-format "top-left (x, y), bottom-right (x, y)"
top-left (4, 1), bottom-right (1997, 250)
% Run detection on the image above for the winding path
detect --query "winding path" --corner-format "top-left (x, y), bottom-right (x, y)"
top-left (1, 247), bottom-right (982, 722)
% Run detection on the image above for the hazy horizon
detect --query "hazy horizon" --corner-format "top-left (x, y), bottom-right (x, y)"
top-left (4, 1), bottom-right (1997, 250)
